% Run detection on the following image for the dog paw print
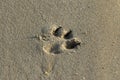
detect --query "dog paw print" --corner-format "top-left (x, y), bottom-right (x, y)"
top-left (39, 24), bottom-right (81, 55)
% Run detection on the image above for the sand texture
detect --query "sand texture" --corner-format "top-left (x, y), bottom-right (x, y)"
top-left (0, 0), bottom-right (120, 80)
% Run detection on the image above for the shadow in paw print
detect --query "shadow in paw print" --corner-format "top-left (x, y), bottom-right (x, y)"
top-left (65, 39), bottom-right (81, 49)
top-left (50, 43), bottom-right (62, 54)
top-left (64, 30), bottom-right (73, 39)
top-left (52, 26), bottom-right (73, 39)
top-left (53, 27), bottom-right (63, 37)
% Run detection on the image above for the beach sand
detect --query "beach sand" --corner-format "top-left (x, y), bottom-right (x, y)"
top-left (0, 0), bottom-right (120, 80)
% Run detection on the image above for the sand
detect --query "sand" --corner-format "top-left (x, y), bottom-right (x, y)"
top-left (0, 0), bottom-right (120, 80)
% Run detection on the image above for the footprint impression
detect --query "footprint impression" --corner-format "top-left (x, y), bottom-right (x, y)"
top-left (38, 24), bottom-right (81, 75)
top-left (41, 24), bottom-right (81, 55)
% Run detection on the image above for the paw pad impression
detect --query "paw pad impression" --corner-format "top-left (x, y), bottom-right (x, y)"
top-left (41, 25), bottom-right (81, 55)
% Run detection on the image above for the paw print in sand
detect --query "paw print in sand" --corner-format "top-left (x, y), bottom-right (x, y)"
top-left (40, 24), bottom-right (81, 55)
